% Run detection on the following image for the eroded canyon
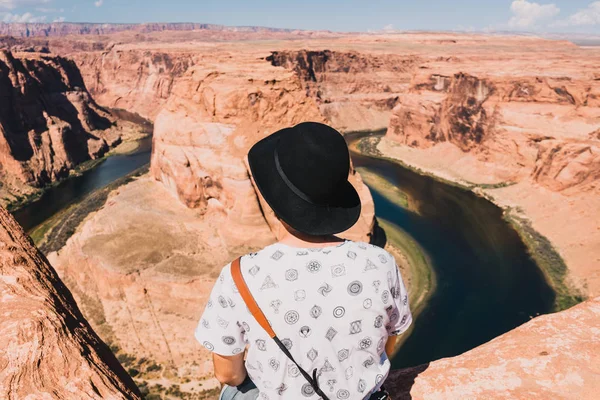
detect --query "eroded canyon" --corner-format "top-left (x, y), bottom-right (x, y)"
top-left (1, 26), bottom-right (599, 399)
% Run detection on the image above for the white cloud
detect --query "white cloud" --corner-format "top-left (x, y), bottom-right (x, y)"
top-left (52, 15), bottom-right (64, 22)
top-left (382, 24), bottom-right (396, 32)
top-left (94, 0), bottom-right (103, 7)
top-left (508, 0), bottom-right (560, 29)
top-left (560, 1), bottom-right (600, 26)
top-left (0, 0), bottom-right (50, 10)
top-left (1, 11), bottom-right (47, 22)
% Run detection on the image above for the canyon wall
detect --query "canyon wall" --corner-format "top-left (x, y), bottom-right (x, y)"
top-left (0, 50), bottom-right (128, 207)
top-left (72, 46), bottom-right (198, 119)
top-left (389, 296), bottom-right (600, 399)
top-left (379, 48), bottom-right (600, 297)
top-left (0, 206), bottom-right (140, 399)
top-left (0, 22), bottom-right (296, 38)
top-left (267, 50), bottom-right (420, 132)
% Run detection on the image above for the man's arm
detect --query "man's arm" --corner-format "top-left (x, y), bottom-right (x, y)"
top-left (385, 336), bottom-right (397, 358)
top-left (212, 352), bottom-right (247, 387)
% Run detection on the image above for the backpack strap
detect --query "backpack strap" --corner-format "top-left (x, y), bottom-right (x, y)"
top-left (231, 257), bottom-right (330, 400)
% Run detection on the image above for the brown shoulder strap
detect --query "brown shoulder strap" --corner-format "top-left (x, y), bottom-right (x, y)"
top-left (231, 257), bottom-right (276, 338)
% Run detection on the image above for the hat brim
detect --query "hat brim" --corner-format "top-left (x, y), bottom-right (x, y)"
top-left (248, 128), bottom-right (361, 236)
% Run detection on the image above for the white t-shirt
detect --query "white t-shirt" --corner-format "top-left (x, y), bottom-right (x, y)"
top-left (195, 240), bottom-right (412, 400)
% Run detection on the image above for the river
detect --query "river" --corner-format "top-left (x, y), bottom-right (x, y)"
top-left (347, 132), bottom-right (555, 369)
top-left (13, 109), bottom-right (153, 233)
top-left (12, 127), bottom-right (556, 371)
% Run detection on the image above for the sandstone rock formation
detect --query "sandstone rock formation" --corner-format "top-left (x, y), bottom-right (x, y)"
top-left (0, 50), bottom-right (127, 207)
top-left (73, 46), bottom-right (197, 119)
top-left (388, 297), bottom-right (600, 399)
top-left (0, 206), bottom-right (140, 399)
top-left (375, 37), bottom-right (600, 296)
top-left (267, 50), bottom-right (420, 132)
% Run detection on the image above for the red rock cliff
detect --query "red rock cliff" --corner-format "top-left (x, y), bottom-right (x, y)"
top-left (0, 206), bottom-right (141, 399)
top-left (0, 50), bottom-right (123, 205)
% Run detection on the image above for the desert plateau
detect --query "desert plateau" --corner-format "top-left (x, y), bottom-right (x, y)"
top-left (0, 14), bottom-right (599, 400)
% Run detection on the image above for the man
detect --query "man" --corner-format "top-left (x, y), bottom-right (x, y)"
top-left (195, 122), bottom-right (412, 399)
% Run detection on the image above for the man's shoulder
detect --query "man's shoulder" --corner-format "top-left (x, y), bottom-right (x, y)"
top-left (347, 241), bottom-right (395, 264)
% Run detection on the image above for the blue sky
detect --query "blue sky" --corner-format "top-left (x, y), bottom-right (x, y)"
top-left (0, 0), bottom-right (599, 33)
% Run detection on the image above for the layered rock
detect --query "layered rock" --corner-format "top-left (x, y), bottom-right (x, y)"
top-left (0, 50), bottom-right (125, 206)
top-left (0, 206), bottom-right (140, 399)
top-left (268, 50), bottom-right (421, 132)
top-left (376, 39), bottom-right (600, 297)
top-left (73, 47), bottom-right (198, 120)
top-left (389, 297), bottom-right (600, 399)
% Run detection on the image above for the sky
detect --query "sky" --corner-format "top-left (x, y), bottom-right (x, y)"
top-left (0, 0), bottom-right (599, 34)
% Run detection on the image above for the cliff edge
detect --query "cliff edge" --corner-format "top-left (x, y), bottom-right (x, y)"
top-left (0, 206), bottom-right (141, 399)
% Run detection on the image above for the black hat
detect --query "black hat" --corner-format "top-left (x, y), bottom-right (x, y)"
top-left (248, 122), bottom-right (361, 236)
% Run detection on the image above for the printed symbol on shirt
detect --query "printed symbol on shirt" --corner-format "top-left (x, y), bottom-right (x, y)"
top-left (248, 252), bottom-right (258, 258)
top-left (365, 259), bottom-right (378, 271)
top-left (372, 280), bottom-right (381, 293)
top-left (268, 358), bottom-right (280, 371)
top-left (345, 366), bottom-right (354, 380)
top-left (325, 327), bottom-right (338, 341)
top-left (294, 290), bottom-right (306, 302)
top-left (257, 361), bottom-right (264, 373)
top-left (378, 253), bottom-right (388, 264)
top-left (321, 358), bottom-right (335, 373)
top-left (309, 248), bottom-right (322, 252)
top-left (400, 314), bottom-right (409, 325)
top-left (358, 243), bottom-right (367, 250)
top-left (260, 275), bottom-right (278, 291)
top-left (299, 325), bottom-right (312, 338)
top-left (276, 383), bottom-right (288, 395)
top-left (270, 299), bottom-right (282, 314)
top-left (203, 341), bottom-right (214, 351)
top-left (333, 306), bottom-right (346, 318)
top-left (297, 250), bottom-right (309, 256)
top-left (288, 364), bottom-right (301, 377)
top-left (222, 336), bottom-right (236, 345)
top-left (318, 283), bottom-right (333, 296)
top-left (327, 379), bottom-right (337, 392)
top-left (301, 383), bottom-right (315, 397)
top-left (387, 270), bottom-right (394, 287)
top-left (201, 319), bottom-right (210, 329)
top-left (337, 348), bottom-right (349, 362)
top-left (259, 393), bottom-right (269, 400)
top-left (285, 269), bottom-right (298, 281)
top-left (242, 321), bottom-right (250, 332)
top-left (256, 339), bottom-right (267, 351)
top-left (306, 260), bottom-right (322, 273)
top-left (249, 265), bottom-right (260, 276)
top-left (363, 356), bottom-right (375, 368)
top-left (310, 305), bottom-right (323, 319)
top-left (358, 379), bottom-right (367, 393)
top-left (331, 264), bottom-right (346, 278)
top-left (284, 310), bottom-right (300, 325)
top-left (377, 337), bottom-right (385, 353)
top-left (389, 309), bottom-right (400, 324)
top-left (359, 337), bottom-right (373, 349)
top-left (282, 338), bottom-right (293, 350)
top-left (385, 305), bottom-right (394, 316)
top-left (231, 281), bottom-right (239, 294)
top-left (347, 251), bottom-right (357, 260)
top-left (263, 381), bottom-right (273, 389)
top-left (374, 315), bottom-right (384, 328)
top-left (391, 285), bottom-right (400, 299)
top-left (217, 316), bottom-right (229, 329)
top-left (307, 348), bottom-right (319, 361)
top-left (382, 290), bottom-right (390, 304)
top-left (376, 374), bottom-right (384, 384)
top-left (363, 298), bottom-right (372, 309)
top-left (337, 389), bottom-right (350, 399)
top-left (207, 299), bottom-right (213, 309)
top-left (271, 250), bottom-right (284, 260)
top-left (349, 320), bottom-right (362, 335)
top-left (323, 249), bottom-right (332, 255)
top-left (227, 297), bottom-right (236, 308)
top-left (232, 348), bottom-right (243, 355)
top-left (347, 280), bottom-right (363, 296)
top-left (403, 294), bottom-right (409, 305)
